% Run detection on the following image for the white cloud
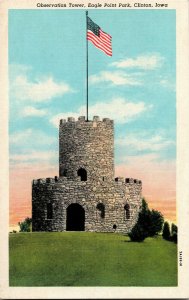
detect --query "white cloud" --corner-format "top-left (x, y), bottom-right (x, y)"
top-left (50, 98), bottom-right (152, 127)
top-left (10, 129), bottom-right (56, 146)
top-left (9, 64), bottom-right (73, 103)
top-left (111, 54), bottom-right (164, 70)
top-left (10, 129), bottom-right (33, 144)
top-left (10, 150), bottom-right (57, 163)
top-left (116, 133), bottom-right (175, 152)
top-left (89, 98), bottom-right (150, 123)
top-left (9, 64), bottom-right (32, 79)
top-left (159, 78), bottom-right (175, 91)
top-left (89, 71), bottom-right (141, 86)
top-left (11, 75), bottom-right (72, 102)
top-left (21, 106), bottom-right (48, 117)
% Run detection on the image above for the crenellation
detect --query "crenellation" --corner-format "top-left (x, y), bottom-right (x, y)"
top-left (37, 178), bottom-right (46, 184)
top-left (125, 178), bottom-right (134, 184)
top-left (115, 177), bottom-right (124, 183)
top-left (32, 116), bottom-right (142, 233)
top-left (59, 117), bottom-right (114, 126)
top-left (102, 117), bottom-right (110, 122)
top-left (68, 117), bottom-right (75, 122)
top-left (60, 119), bottom-right (66, 125)
top-left (93, 116), bottom-right (100, 121)
top-left (78, 116), bottom-right (85, 121)
top-left (46, 178), bottom-right (55, 183)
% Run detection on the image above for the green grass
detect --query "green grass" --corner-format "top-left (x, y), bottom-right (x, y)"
top-left (9, 232), bottom-right (177, 286)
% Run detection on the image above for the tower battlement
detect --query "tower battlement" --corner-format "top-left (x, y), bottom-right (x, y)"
top-left (115, 177), bottom-right (142, 185)
top-left (33, 176), bottom-right (142, 186)
top-left (60, 115), bottom-right (113, 125)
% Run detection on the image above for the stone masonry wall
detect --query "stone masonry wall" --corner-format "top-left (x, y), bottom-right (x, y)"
top-left (32, 176), bottom-right (142, 233)
top-left (59, 116), bottom-right (114, 182)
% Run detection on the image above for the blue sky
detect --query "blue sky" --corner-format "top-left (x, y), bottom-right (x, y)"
top-left (9, 8), bottom-right (176, 167)
top-left (9, 9), bottom-right (177, 225)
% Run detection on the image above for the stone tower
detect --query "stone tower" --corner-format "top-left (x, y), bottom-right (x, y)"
top-left (59, 116), bottom-right (114, 181)
top-left (32, 116), bottom-right (142, 233)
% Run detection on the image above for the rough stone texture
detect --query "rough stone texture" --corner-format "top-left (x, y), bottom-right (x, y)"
top-left (59, 116), bottom-right (114, 181)
top-left (32, 116), bottom-right (142, 234)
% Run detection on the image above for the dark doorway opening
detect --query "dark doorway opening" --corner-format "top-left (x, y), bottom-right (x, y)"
top-left (124, 203), bottom-right (130, 219)
top-left (96, 203), bottom-right (105, 218)
top-left (63, 169), bottom-right (67, 177)
top-left (66, 203), bottom-right (85, 231)
top-left (77, 168), bottom-right (87, 181)
top-left (47, 203), bottom-right (53, 219)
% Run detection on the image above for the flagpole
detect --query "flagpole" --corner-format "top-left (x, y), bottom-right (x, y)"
top-left (86, 10), bottom-right (89, 121)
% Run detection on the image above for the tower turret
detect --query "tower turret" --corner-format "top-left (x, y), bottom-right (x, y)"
top-left (59, 116), bottom-right (114, 182)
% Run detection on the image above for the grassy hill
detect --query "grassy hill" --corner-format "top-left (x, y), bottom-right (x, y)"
top-left (9, 232), bottom-right (177, 286)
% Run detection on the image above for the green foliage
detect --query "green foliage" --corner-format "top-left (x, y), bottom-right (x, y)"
top-left (148, 209), bottom-right (164, 237)
top-left (141, 198), bottom-right (149, 211)
top-left (170, 223), bottom-right (178, 243)
top-left (162, 222), bottom-right (177, 243)
top-left (171, 232), bottom-right (177, 243)
top-left (128, 223), bottom-right (147, 242)
top-left (171, 223), bottom-right (177, 235)
top-left (18, 217), bottom-right (32, 232)
top-left (162, 221), bottom-right (171, 240)
top-left (129, 198), bottom-right (164, 242)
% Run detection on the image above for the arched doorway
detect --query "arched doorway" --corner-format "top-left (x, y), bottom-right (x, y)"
top-left (66, 203), bottom-right (85, 231)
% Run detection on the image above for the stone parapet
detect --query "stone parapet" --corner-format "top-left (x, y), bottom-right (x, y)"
top-left (59, 116), bottom-right (113, 124)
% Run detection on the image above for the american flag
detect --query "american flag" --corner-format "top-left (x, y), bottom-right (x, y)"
top-left (87, 17), bottom-right (112, 57)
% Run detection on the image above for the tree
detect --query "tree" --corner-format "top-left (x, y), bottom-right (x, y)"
top-left (171, 223), bottom-right (177, 235)
top-left (128, 199), bottom-right (149, 242)
top-left (18, 217), bottom-right (32, 232)
top-left (148, 209), bottom-right (164, 237)
top-left (162, 221), bottom-right (171, 240)
top-left (128, 198), bottom-right (164, 242)
top-left (171, 223), bottom-right (178, 243)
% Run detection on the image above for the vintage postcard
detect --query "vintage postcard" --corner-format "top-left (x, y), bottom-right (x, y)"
top-left (0, 0), bottom-right (189, 298)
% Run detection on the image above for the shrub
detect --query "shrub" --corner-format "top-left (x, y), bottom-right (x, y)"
top-left (162, 221), bottom-right (171, 240)
top-left (18, 217), bottom-right (32, 232)
top-left (128, 198), bottom-right (164, 242)
top-left (128, 223), bottom-right (147, 242)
